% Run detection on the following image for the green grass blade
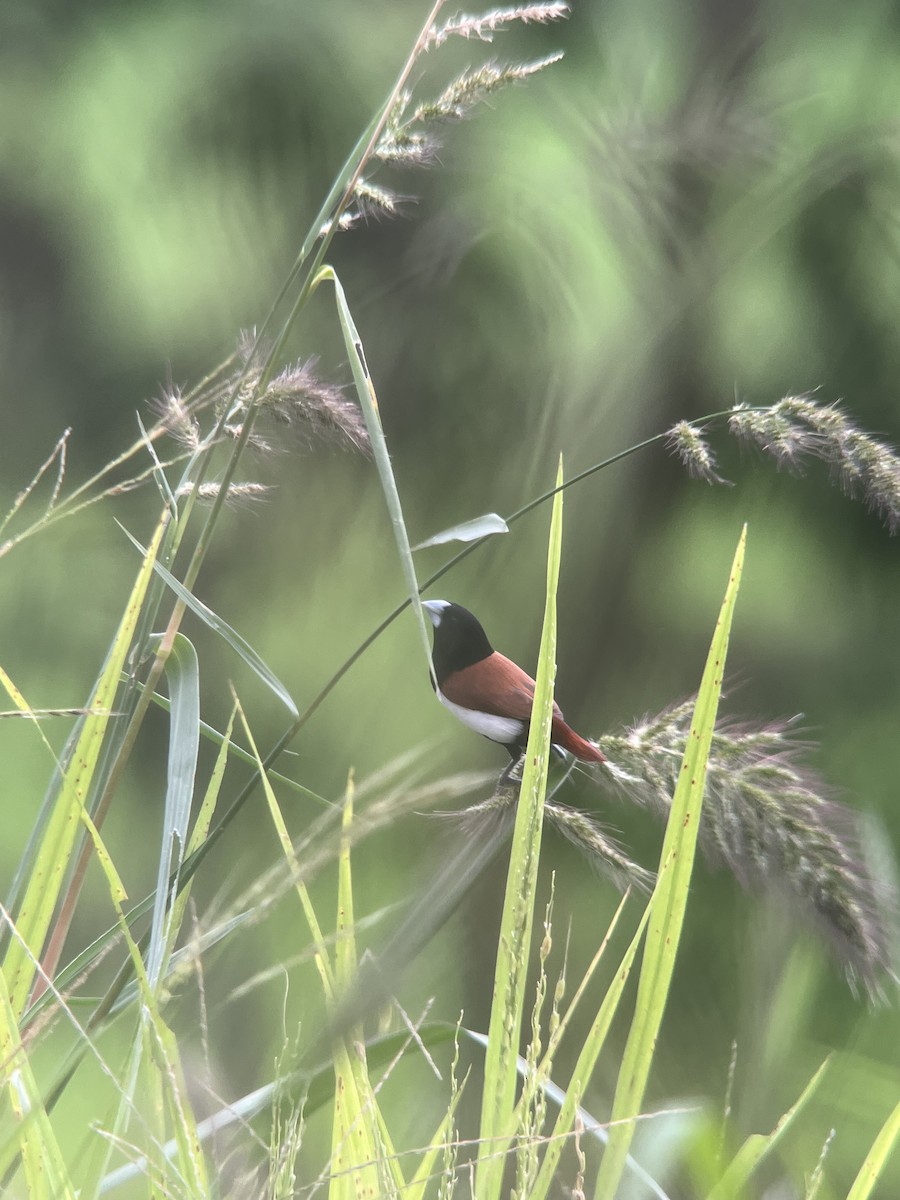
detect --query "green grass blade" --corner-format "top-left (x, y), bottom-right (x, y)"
top-left (233, 693), bottom-right (385, 1195)
top-left (317, 265), bottom-right (433, 676)
top-left (529, 891), bottom-right (655, 1197)
top-left (2, 512), bottom-right (167, 1018)
top-left (335, 777), bottom-right (357, 991)
top-left (847, 1097), bottom-right (900, 1200)
top-left (0, 963), bottom-right (76, 1198)
top-left (120, 523), bottom-right (299, 717)
top-left (707, 1055), bottom-right (830, 1200)
top-left (98, 1027), bottom-right (458, 1194)
top-left (476, 458), bottom-right (565, 1198)
top-left (595, 524), bottom-right (747, 1200)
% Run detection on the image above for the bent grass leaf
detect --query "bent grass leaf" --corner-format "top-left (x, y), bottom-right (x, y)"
top-left (318, 264), bottom-right (434, 681)
top-left (412, 512), bottom-right (508, 550)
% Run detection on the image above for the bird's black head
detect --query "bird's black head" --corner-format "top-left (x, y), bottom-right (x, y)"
top-left (422, 600), bottom-right (494, 683)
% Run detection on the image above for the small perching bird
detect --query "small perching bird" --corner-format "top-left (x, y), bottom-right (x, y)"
top-left (422, 600), bottom-right (606, 765)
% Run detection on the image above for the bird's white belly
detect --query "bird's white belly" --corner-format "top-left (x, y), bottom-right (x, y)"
top-left (436, 686), bottom-right (525, 743)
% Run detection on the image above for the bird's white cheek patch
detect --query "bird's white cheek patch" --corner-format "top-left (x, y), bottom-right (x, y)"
top-left (436, 687), bottom-right (525, 743)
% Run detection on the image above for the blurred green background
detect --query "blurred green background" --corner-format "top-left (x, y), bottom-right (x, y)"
top-left (1, 0), bottom-right (899, 1193)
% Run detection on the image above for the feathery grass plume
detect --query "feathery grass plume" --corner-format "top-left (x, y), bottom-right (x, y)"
top-left (374, 96), bottom-right (440, 168)
top-left (373, 55), bottom-right (563, 171)
top-left (445, 779), bottom-right (653, 893)
top-left (175, 480), bottom-right (271, 506)
top-left (666, 419), bottom-right (730, 485)
top-left (351, 178), bottom-right (409, 220)
top-left (414, 55), bottom-right (563, 125)
top-left (730, 395), bottom-right (900, 533)
top-left (424, 4), bottom-right (570, 51)
top-left (151, 386), bottom-right (201, 453)
top-left (544, 798), bottom-right (655, 893)
top-left (599, 701), bottom-right (898, 997)
top-left (222, 333), bottom-right (370, 457)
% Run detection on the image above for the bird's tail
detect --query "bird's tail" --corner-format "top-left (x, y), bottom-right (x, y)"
top-left (552, 721), bottom-right (607, 763)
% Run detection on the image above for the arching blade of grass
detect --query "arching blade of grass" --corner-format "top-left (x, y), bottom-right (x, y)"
top-left (147, 686), bottom-right (328, 801)
top-left (847, 1097), bottom-right (900, 1200)
top-left (476, 459), bottom-right (564, 1199)
top-left (2, 511), bottom-right (167, 1019)
top-left (318, 264), bottom-right (433, 677)
top-left (146, 633), bottom-right (200, 989)
top-left (120, 524), bottom-right (299, 717)
top-left (594, 525), bottom-right (747, 1200)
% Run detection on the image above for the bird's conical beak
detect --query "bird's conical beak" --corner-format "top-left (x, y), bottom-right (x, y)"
top-left (422, 601), bottom-right (442, 627)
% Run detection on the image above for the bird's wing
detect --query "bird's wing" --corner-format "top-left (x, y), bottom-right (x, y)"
top-left (441, 652), bottom-right (564, 721)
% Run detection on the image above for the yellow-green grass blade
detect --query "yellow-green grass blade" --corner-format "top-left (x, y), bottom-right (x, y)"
top-left (3, 511), bottom-right (167, 1019)
top-left (706, 1055), bottom-right (830, 1200)
top-left (233, 693), bottom-right (384, 1195)
top-left (332, 777), bottom-right (405, 1195)
top-left (595, 525), bottom-right (747, 1200)
top-left (335, 777), bottom-right (358, 992)
top-left (77, 821), bottom-right (209, 1198)
top-left (406, 1077), bottom-right (469, 1200)
top-left (317, 264), bottom-right (433, 677)
top-left (0, 665), bottom-right (65, 766)
top-left (476, 459), bottom-right (564, 1198)
top-left (147, 681), bottom-right (331, 801)
top-left (529, 890), bottom-right (656, 1197)
top-left (847, 1097), bottom-right (900, 1200)
top-left (0, 962), bottom-right (76, 1198)
top-left (98, 1028), bottom-right (459, 1194)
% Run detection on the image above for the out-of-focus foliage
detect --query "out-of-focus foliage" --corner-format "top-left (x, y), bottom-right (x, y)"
top-left (1, 0), bottom-right (899, 1194)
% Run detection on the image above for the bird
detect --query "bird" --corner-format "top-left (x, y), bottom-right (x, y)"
top-left (422, 599), bottom-right (606, 765)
